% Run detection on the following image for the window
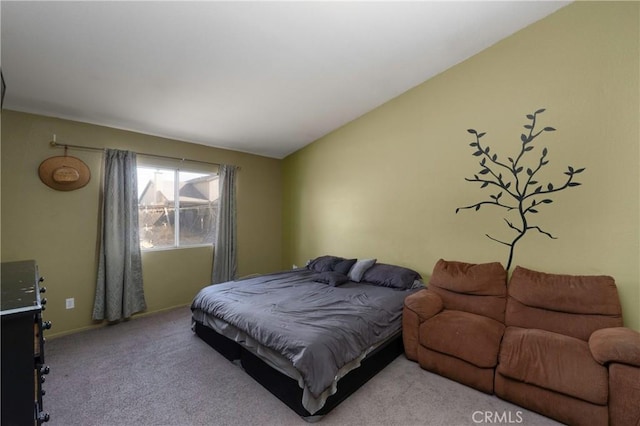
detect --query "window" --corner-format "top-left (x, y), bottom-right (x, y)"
top-left (137, 167), bottom-right (219, 250)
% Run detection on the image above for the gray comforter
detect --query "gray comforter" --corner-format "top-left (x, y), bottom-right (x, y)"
top-left (191, 269), bottom-right (415, 398)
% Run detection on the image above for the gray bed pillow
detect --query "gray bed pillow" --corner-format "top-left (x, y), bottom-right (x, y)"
top-left (333, 258), bottom-right (357, 275)
top-left (361, 263), bottom-right (422, 289)
top-left (314, 271), bottom-right (350, 287)
top-left (348, 258), bottom-right (377, 282)
top-left (307, 255), bottom-right (343, 273)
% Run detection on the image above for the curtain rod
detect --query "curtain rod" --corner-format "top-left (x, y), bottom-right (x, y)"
top-left (49, 137), bottom-right (233, 169)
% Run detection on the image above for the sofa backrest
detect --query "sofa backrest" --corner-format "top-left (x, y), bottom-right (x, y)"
top-left (428, 259), bottom-right (507, 323)
top-left (506, 266), bottom-right (623, 341)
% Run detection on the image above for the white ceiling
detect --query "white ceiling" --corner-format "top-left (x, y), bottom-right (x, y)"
top-left (1, 1), bottom-right (569, 159)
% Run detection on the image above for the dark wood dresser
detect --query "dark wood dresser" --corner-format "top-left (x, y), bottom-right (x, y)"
top-left (1, 260), bottom-right (52, 425)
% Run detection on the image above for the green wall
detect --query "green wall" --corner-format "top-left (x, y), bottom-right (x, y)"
top-left (282, 2), bottom-right (640, 330)
top-left (1, 111), bottom-right (282, 337)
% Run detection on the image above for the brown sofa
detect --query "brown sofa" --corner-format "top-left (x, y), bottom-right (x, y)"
top-left (403, 260), bottom-right (640, 426)
top-left (403, 259), bottom-right (507, 393)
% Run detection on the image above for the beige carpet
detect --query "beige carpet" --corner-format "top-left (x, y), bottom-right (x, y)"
top-left (44, 306), bottom-right (560, 426)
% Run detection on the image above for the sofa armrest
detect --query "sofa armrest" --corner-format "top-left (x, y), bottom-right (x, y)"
top-left (589, 327), bottom-right (640, 367)
top-left (404, 289), bottom-right (444, 321)
top-left (403, 290), bottom-right (443, 361)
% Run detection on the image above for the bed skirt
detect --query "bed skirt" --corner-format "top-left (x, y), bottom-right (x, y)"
top-left (193, 320), bottom-right (404, 420)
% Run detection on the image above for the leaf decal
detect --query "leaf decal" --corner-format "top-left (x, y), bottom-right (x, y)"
top-left (457, 109), bottom-right (585, 271)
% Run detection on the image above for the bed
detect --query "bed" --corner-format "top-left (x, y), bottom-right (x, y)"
top-left (191, 256), bottom-right (422, 421)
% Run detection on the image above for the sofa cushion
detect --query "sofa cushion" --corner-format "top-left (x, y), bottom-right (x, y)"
top-left (495, 373), bottom-right (609, 426)
top-left (419, 345), bottom-right (496, 394)
top-left (428, 259), bottom-right (507, 322)
top-left (509, 266), bottom-right (620, 315)
top-left (506, 266), bottom-right (622, 341)
top-left (430, 259), bottom-right (506, 296)
top-left (498, 327), bottom-right (608, 405)
top-left (420, 310), bottom-right (505, 369)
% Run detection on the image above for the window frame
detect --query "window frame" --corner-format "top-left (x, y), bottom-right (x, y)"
top-left (137, 164), bottom-right (219, 252)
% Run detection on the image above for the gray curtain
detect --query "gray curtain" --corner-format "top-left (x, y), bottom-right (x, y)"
top-left (212, 164), bottom-right (238, 284)
top-left (93, 149), bottom-right (146, 321)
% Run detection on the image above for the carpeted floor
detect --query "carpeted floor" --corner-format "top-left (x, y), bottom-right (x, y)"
top-left (44, 306), bottom-right (560, 426)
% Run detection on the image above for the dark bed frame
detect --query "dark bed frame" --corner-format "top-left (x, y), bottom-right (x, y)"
top-left (193, 320), bottom-right (404, 418)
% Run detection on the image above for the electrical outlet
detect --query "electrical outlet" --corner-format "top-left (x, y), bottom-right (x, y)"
top-left (65, 298), bottom-right (75, 309)
top-left (292, 264), bottom-right (298, 269)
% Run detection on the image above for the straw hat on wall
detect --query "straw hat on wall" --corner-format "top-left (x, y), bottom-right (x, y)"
top-left (38, 156), bottom-right (91, 191)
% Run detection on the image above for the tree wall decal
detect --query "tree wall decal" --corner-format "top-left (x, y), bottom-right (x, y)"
top-left (456, 109), bottom-right (585, 270)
